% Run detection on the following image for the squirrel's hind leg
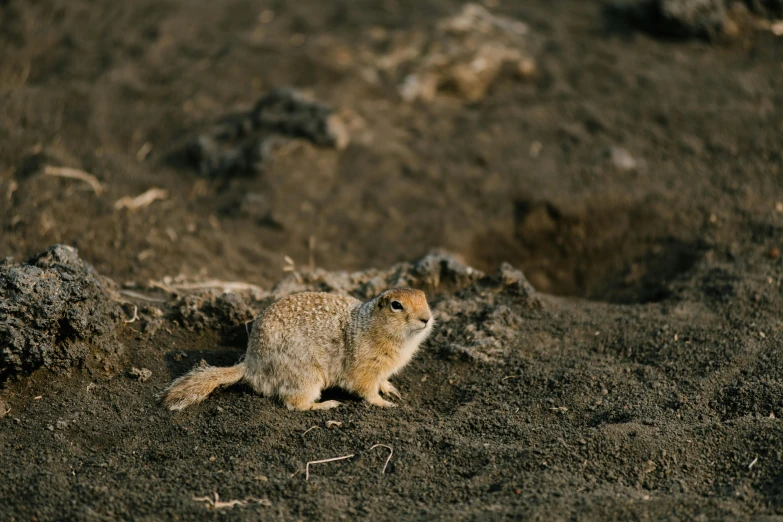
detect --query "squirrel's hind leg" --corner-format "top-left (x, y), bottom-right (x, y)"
top-left (308, 400), bottom-right (342, 410)
top-left (280, 384), bottom-right (341, 411)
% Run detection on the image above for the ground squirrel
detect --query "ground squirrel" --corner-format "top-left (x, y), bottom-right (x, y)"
top-left (162, 288), bottom-right (434, 411)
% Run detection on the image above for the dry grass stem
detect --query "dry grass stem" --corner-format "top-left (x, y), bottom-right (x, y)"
top-left (302, 426), bottom-right (320, 437)
top-left (283, 255), bottom-right (296, 272)
top-left (149, 279), bottom-right (264, 295)
top-left (118, 289), bottom-right (167, 303)
top-left (369, 444), bottom-right (394, 474)
top-left (136, 142), bottom-right (153, 162)
top-left (43, 166), bottom-right (103, 195)
top-left (305, 454), bottom-right (355, 480)
top-left (193, 491), bottom-right (270, 510)
top-left (7, 180), bottom-right (18, 201)
top-left (114, 187), bottom-right (168, 210)
top-left (308, 235), bottom-right (316, 271)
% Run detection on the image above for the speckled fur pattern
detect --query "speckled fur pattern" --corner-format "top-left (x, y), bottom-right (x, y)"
top-left (161, 288), bottom-right (434, 411)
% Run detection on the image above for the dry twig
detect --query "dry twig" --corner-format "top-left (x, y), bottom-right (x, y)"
top-left (302, 426), bottom-right (320, 437)
top-left (150, 279), bottom-right (264, 295)
top-left (43, 166), bottom-right (103, 195)
top-left (192, 491), bottom-right (270, 510)
top-left (119, 289), bottom-right (167, 303)
top-left (6, 180), bottom-right (18, 201)
top-left (308, 235), bottom-right (316, 271)
top-left (114, 187), bottom-right (168, 210)
top-left (136, 142), bottom-right (153, 162)
top-left (305, 454), bottom-right (355, 480)
top-left (369, 444), bottom-right (394, 474)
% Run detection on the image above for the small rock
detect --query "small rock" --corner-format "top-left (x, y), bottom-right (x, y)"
top-left (397, 3), bottom-right (537, 102)
top-left (605, 146), bottom-right (638, 171)
top-left (495, 263), bottom-right (537, 299)
top-left (766, 248), bottom-right (780, 260)
top-left (129, 367), bottom-right (152, 383)
top-left (56, 420), bottom-right (69, 430)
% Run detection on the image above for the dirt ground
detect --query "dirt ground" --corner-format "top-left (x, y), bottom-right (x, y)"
top-left (1, 0), bottom-right (783, 520)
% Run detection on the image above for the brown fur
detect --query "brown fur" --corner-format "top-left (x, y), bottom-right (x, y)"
top-left (161, 363), bottom-right (246, 411)
top-left (161, 288), bottom-right (433, 411)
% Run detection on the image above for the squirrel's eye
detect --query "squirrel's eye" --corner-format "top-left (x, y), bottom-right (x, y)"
top-left (390, 300), bottom-right (404, 311)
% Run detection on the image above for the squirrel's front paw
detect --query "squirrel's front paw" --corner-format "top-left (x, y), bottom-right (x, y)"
top-left (379, 380), bottom-right (402, 400)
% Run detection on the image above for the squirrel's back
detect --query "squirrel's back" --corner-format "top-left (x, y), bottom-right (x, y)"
top-left (251, 292), bottom-right (360, 349)
top-left (244, 292), bottom-right (362, 393)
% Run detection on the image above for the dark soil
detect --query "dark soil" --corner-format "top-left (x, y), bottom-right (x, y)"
top-left (1, 0), bottom-right (783, 520)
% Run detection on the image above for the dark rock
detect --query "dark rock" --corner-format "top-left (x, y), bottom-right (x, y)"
top-left (178, 88), bottom-right (348, 178)
top-left (606, 0), bottom-right (729, 40)
top-left (494, 263), bottom-right (537, 299)
top-left (742, 0), bottom-right (783, 17)
top-left (0, 245), bottom-right (123, 381)
top-left (252, 89), bottom-right (348, 149)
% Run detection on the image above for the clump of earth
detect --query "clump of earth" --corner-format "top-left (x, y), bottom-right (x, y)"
top-left (0, 245), bottom-right (123, 381)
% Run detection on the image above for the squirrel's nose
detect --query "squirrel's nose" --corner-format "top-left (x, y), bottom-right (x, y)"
top-left (420, 317), bottom-right (430, 326)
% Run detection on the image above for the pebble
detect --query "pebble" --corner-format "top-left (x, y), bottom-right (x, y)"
top-left (129, 367), bottom-right (152, 383)
top-left (605, 146), bottom-right (638, 171)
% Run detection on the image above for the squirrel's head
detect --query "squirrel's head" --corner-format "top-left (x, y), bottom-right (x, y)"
top-left (375, 287), bottom-right (434, 341)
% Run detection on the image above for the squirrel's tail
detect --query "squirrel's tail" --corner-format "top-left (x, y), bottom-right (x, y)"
top-left (161, 362), bottom-right (246, 411)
